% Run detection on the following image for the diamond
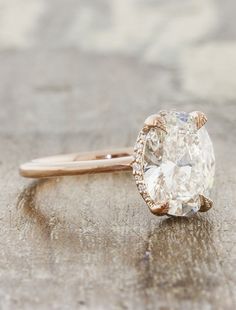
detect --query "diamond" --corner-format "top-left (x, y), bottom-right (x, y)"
top-left (133, 152), bottom-right (142, 162)
top-left (137, 183), bottom-right (146, 193)
top-left (134, 174), bottom-right (143, 182)
top-left (138, 131), bottom-right (147, 142)
top-left (132, 162), bottom-right (142, 174)
top-left (142, 111), bottom-right (215, 217)
top-left (134, 142), bottom-right (144, 152)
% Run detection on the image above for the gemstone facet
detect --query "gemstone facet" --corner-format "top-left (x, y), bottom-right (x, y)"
top-left (133, 111), bottom-right (215, 217)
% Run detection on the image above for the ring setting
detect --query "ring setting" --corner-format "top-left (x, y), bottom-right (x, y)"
top-left (20, 110), bottom-right (215, 218)
top-left (133, 111), bottom-right (215, 217)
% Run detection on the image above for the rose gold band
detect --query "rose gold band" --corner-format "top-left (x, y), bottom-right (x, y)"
top-left (19, 148), bottom-right (134, 178)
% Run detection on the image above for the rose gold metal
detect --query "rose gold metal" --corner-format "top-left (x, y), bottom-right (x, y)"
top-left (144, 114), bottom-right (167, 133)
top-left (20, 148), bottom-right (133, 178)
top-left (191, 111), bottom-right (208, 129)
top-left (199, 195), bottom-right (213, 212)
top-left (150, 202), bottom-right (170, 216)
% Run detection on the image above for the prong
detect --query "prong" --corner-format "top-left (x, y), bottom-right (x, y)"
top-left (191, 111), bottom-right (207, 130)
top-left (199, 194), bottom-right (213, 212)
top-left (149, 202), bottom-right (169, 216)
top-left (144, 114), bottom-right (167, 133)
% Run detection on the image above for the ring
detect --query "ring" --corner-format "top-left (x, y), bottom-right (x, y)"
top-left (20, 110), bottom-right (215, 218)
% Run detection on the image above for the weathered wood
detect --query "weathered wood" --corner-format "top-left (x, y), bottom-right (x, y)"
top-left (0, 0), bottom-right (236, 309)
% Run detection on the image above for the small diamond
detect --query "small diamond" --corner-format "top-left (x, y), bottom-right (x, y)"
top-left (138, 132), bottom-right (146, 142)
top-left (134, 152), bottom-right (142, 162)
top-left (134, 174), bottom-right (143, 182)
top-left (137, 183), bottom-right (146, 193)
top-left (132, 162), bottom-right (142, 174)
top-left (134, 141), bottom-right (144, 152)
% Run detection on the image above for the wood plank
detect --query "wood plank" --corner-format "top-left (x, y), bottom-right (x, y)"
top-left (0, 1), bottom-right (236, 309)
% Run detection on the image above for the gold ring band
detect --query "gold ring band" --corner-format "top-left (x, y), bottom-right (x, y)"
top-left (19, 148), bottom-right (133, 178)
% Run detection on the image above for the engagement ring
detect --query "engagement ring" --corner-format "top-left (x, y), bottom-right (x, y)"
top-left (20, 110), bottom-right (215, 218)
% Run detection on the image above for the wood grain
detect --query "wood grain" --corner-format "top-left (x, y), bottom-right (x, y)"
top-left (0, 0), bottom-right (236, 309)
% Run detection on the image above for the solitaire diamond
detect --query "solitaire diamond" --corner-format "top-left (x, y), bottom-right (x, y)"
top-left (135, 111), bottom-right (215, 217)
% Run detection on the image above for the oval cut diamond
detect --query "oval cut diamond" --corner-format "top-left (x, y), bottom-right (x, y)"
top-left (143, 111), bottom-right (215, 217)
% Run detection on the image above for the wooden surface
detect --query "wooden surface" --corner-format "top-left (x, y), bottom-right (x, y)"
top-left (0, 0), bottom-right (236, 309)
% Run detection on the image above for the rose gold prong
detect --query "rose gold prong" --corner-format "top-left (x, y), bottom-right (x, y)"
top-left (191, 111), bottom-right (207, 130)
top-left (150, 202), bottom-right (169, 216)
top-left (199, 195), bottom-right (213, 212)
top-left (144, 114), bottom-right (167, 133)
